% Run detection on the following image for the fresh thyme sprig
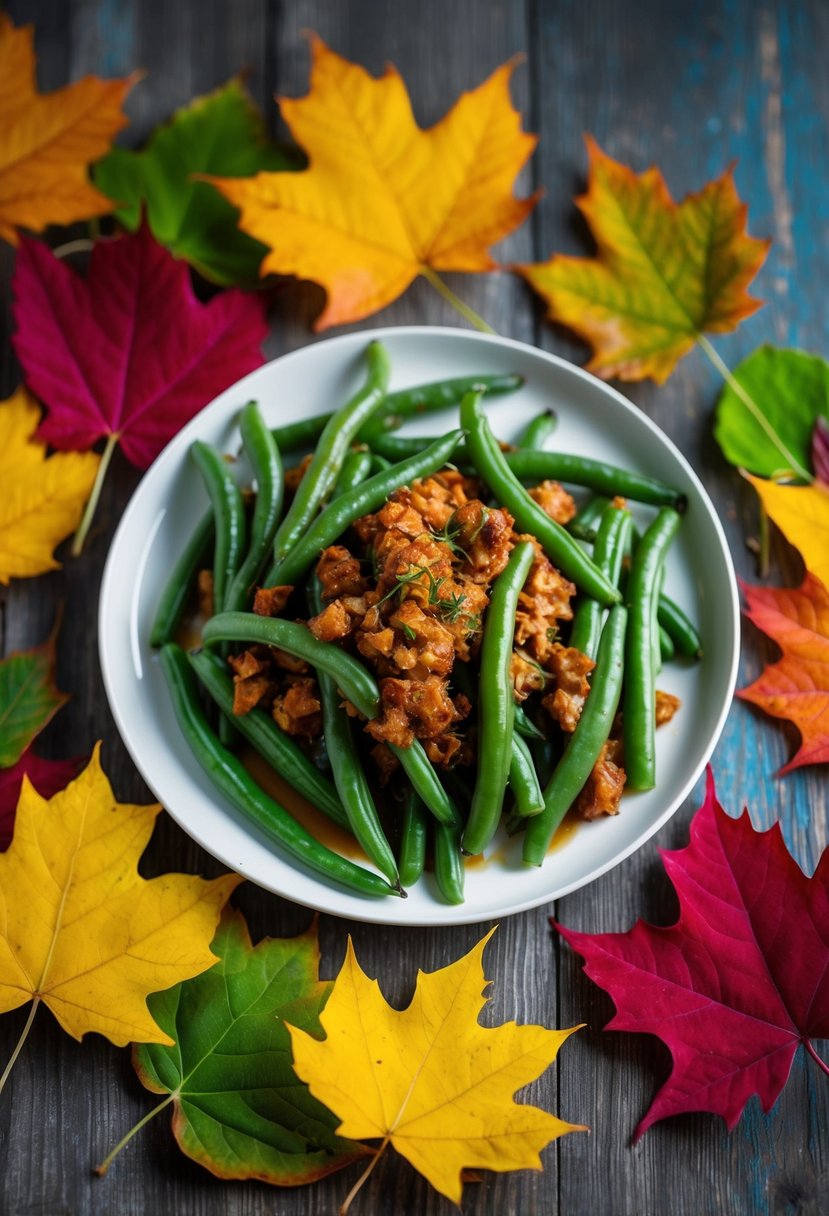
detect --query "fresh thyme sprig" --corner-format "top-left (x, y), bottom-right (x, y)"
top-left (376, 560), bottom-right (480, 634)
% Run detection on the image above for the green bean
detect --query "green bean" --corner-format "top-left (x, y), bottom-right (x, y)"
top-left (623, 508), bottom-right (682, 791)
top-left (517, 409), bottom-right (558, 450)
top-left (202, 612), bottom-right (460, 827)
top-left (509, 733), bottom-right (545, 819)
top-left (271, 341), bottom-right (391, 564)
top-left (628, 521), bottom-right (702, 659)
top-left (190, 441), bottom-right (247, 615)
top-left (269, 373), bottom-right (524, 454)
top-left (269, 414), bottom-right (330, 455)
top-left (264, 430), bottom-right (464, 588)
top-left (308, 579), bottom-right (400, 887)
top-left (657, 594), bottom-right (703, 659)
top-left (569, 504), bottom-right (632, 659)
top-left (369, 452), bottom-right (393, 474)
top-left (652, 569), bottom-right (664, 676)
top-left (567, 495), bottom-right (611, 535)
top-left (159, 644), bottom-right (395, 898)
top-left (514, 703), bottom-right (545, 741)
top-left (149, 510), bottom-right (213, 648)
top-left (659, 624), bottom-right (675, 662)
top-left (566, 521), bottom-right (598, 544)
top-left (332, 447), bottom-right (373, 499)
top-left (368, 432), bottom-right (451, 462)
top-left (364, 372), bottom-right (524, 439)
top-left (460, 393), bottom-right (620, 606)
top-left (463, 541), bottom-right (535, 855)
top-left (433, 818), bottom-right (465, 905)
top-left (523, 605), bottom-right (628, 864)
top-left (398, 789), bottom-right (428, 888)
top-left (316, 661), bottom-right (400, 887)
top-left (225, 403), bottom-right (284, 614)
top-left (505, 450), bottom-right (686, 509)
top-left (187, 649), bottom-right (349, 829)
top-left (367, 433), bottom-right (685, 511)
top-left (581, 510), bottom-right (702, 660)
top-left (388, 738), bottom-right (460, 828)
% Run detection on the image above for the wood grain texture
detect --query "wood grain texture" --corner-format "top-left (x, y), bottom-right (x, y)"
top-left (0, 1), bottom-right (827, 1214)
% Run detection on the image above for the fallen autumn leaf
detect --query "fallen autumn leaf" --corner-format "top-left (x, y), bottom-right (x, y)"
top-left (0, 744), bottom-right (240, 1093)
top-left (207, 36), bottom-right (538, 330)
top-left (288, 929), bottom-right (584, 1211)
top-left (557, 770), bottom-right (829, 1137)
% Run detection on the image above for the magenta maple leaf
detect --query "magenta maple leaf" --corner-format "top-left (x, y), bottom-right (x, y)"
top-left (0, 748), bottom-right (85, 849)
top-left (556, 770), bottom-right (829, 1137)
top-left (12, 225), bottom-right (268, 469)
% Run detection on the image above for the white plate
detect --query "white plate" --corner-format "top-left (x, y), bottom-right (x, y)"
top-left (99, 326), bottom-right (739, 926)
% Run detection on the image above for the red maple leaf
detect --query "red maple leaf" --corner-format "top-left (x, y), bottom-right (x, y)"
top-left (11, 225), bottom-right (268, 469)
top-left (0, 747), bottom-right (85, 848)
top-left (556, 771), bottom-right (829, 1137)
top-left (738, 574), bottom-right (829, 773)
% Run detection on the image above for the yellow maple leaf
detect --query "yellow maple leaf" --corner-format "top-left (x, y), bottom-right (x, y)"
top-left (207, 37), bottom-right (538, 329)
top-left (287, 931), bottom-right (584, 1208)
top-left (0, 388), bottom-right (100, 584)
top-left (747, 474), bottom-right (829, 590)
top-left (519, 137), bottom-right (770, 383)
top-left (0, 744), bottom-right (240, 1075)
top-left (0, 14), bottom-right (136, 244)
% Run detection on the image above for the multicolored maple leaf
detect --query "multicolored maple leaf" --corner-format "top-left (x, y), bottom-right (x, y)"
top-left (519, 137), bottom-right (770, 382)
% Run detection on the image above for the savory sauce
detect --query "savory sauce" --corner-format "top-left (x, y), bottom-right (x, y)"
top-left (547, 806), bottom-right (581, 853)
top-left (241, 745), bottom-right (370, 863)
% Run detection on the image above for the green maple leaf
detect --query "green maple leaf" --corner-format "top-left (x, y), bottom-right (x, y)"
top-left (98, 908), bottom-right (367, 1184)
top-left (0, 628), bottom-right (68, 768)
top-left (714, 345), bottom-right (829, 480)
top-left (94, 78), bottom-right (299, 286)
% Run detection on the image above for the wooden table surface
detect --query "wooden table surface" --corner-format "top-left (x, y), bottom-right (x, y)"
top-left (1, 1), bottom-right (827, 1213)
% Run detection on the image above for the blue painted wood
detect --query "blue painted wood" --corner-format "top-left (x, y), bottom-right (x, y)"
top-left (531, 0), bottom-right (829, 1212)
top-left (0, 0), bottom-right (826, 1213)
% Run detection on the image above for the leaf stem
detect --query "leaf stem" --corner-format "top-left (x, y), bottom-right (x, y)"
top-left (340, 1138), bottom-right (389, 1216)
top-left (758, 498), bottom-right (770, 578)
top-left (52, 238), bottom-right (95, 260)
top-left (805, 1038), bottom-right (829, 1080)
top-left (71, 432), bottom-right (119, 557)
top-left (0, 998), bottom-right (40, 1096)
top-left (421, 267), bottom-right (495, 334)
top-left (698, 334), bottom-right (813, 483)
top-left (94, 1090), bottom-right (177, 1176)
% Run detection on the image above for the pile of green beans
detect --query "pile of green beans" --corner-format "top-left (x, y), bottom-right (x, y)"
top-left (152, 342), bottom-right (700, 904)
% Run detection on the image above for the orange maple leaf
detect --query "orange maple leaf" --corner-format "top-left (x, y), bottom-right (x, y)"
top-left (518, 137), bottom-right (770, 383)
top-left (0, 14), bottom-right (136, 245)
top-left (739, 574), bottom-right (829, 773)
top-left (206, 37), bottom-right (538, 329)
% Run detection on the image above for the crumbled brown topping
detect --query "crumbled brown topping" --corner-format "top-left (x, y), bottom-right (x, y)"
top-left (542, 645), bottom-right (595, 732)
top-left (284, 453), bottom-right (313, 493)
top-left (253, 585), bottom-right (292, 617)
top-left (528, 480), bottom-right (577, 525)
top-left (656, 689), bottom-right (681, 726)
top-left (576, 738), bottom-right (626, 820)
top-left (272, 676), bottom-right (322, 737)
